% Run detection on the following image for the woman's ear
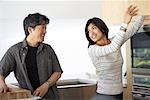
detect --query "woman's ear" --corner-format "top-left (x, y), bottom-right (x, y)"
top-left (101, 29), bottom-right (105, 34)
top-left (28, 27), bottom-right (33, 34)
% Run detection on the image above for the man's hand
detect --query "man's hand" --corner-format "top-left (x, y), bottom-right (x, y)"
top-left (124, 5), bottom-right (139, 24)
top-left (0, 75), bottom-right (10, 93)
top-left (33, 82), bottom-right (49, 97)
top-left (0, 82), bottom-right (10, 93)
top-left (33, 72), bottom-right (62, 97)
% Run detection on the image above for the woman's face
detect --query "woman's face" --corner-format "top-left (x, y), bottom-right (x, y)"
top-left (87, 23), bottom-right (104, 42)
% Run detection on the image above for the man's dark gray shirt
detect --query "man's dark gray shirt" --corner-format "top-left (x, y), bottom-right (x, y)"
top-left (0, 40), bottom-right (63, 99)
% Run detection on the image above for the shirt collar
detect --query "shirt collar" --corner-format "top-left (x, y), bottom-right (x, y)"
top-left (22, 39), bottom-right (28, 50)
top-left (21, 39), bottom-right (44, 52)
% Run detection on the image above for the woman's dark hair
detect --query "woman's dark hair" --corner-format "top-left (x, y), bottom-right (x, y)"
top-left (85, 17), bottom-right (109, 47)
top-left (23, 13), bottom-right (49, 37)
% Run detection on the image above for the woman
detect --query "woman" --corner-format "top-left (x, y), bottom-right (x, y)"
top-left (85, 5), bottom-right (149, 100)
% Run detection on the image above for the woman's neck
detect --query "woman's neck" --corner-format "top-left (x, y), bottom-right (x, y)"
top-left (96, 38), bottom-right (111, 46)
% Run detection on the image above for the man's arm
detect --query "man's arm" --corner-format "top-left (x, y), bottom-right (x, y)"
top-left (45, 72), bottom-right (62, 87)
top-left (33, 72), bottom-right (62, 97)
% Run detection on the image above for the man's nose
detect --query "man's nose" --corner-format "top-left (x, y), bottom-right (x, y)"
top-left (44, 30), bottom-right (47, 34)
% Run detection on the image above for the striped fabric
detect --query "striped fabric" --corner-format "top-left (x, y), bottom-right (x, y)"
top-left (88, 16), bottom-right (144, 95)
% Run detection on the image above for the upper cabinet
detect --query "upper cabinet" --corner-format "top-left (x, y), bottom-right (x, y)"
top-left (128, 0), bottom-right (150, 24)
top-left (99, 1), bottom-right (127, 25)
top-left (99, 0), bottom-right (150, 25)
top-left (128, 0), bottom-right (150, 15)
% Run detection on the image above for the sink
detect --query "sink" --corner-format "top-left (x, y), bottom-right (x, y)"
top-left (57, 80), bottom-right (86, 86)
top-left (57, 79), bottom-right (96, 88)
top-left (57, 79), bottom-right (96, 100)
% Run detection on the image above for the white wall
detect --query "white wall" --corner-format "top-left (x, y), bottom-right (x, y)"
top-left (0, 1), bottom-right (101, 83)
top-left (0, 1), bottom-right (126, 83)
top-left (0, 1), bottom-right (101, 19)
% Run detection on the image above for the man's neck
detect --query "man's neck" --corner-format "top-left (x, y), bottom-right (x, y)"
top-left (26, 37), bottom-right (39, 47)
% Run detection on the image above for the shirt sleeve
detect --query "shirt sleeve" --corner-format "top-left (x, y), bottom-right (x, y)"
top-left (50, 48), bottom-right (63, 73)
top-left (0, 47), bottom-right (15, 77)
top-left (88, 16), bottom-right (144, 58)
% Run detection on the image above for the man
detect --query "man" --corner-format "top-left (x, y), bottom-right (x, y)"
top-left (0, 13), bottom-right (63, 100)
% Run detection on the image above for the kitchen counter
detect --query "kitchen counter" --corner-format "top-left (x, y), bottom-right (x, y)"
top-left (3, 78), bottom-right (127, 100)
top-left (2, 78), bottom-right (96, 100)
top-left (0, 84), bottom-right (31, 100)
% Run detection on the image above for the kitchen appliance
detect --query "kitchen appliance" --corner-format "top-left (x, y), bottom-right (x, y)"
top-left (131, 24), bottom-right (150, 100)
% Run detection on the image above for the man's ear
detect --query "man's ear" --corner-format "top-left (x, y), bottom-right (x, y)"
top-left (28, 27), bottom-right (33, 34)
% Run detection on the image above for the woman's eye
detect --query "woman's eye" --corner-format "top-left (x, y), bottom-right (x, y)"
top-left (93, 26), bottom-right (96, 29)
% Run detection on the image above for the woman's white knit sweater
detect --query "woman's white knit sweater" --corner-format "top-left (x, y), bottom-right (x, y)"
top-left (88, 16), bottom-right (144, 95)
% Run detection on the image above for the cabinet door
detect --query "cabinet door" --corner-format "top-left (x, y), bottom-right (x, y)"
top-left (58, 87), bottom-right (82, 100)
top-left (82, 85), bottom-right (96, 100)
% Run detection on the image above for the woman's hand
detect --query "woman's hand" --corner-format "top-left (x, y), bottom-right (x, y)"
top-left (33, 82), bottom-right (49, 97)
top-left (124, 5), bottom-right (139, 24)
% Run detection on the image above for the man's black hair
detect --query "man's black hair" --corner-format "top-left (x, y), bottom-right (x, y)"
top-left (23, 13), bottom-right (49, 37)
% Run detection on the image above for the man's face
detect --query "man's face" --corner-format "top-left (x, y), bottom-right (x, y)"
top-left (29, 24), bottom-right (47, 43)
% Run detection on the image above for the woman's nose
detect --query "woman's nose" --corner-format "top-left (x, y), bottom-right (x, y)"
top-left (89, 31), bottom-right (94, 36)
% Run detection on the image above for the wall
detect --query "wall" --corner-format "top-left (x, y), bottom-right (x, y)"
top-left (0, 1), bottom-right (127, 84)
top-left (0, 1), bottom-right (101, 19)
top-left (0, 1), bottom-right (101, 83)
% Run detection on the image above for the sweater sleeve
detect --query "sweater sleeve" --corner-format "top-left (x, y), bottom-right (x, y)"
top-left (88, 16), bottom-right (144, 57)
top-left (122, 16), bottom-right (144, 44)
